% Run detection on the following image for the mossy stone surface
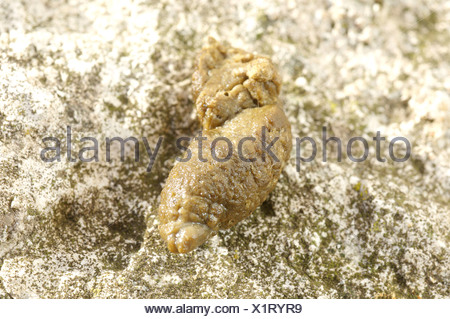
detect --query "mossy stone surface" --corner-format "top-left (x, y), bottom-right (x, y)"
top-left (0, 0), bottom-right (449, 298)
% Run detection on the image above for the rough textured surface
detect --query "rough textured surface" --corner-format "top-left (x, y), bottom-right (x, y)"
top-left (192, 38), bottom-right (281, 129)
top-left (0, 0), bottom-right (449, 298)
top-left (159, 105), bottom-right (292, 253)
top-left (159, 39), bottom-right (291, 253)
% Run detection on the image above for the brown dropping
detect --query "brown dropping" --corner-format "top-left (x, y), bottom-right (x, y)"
top-left (158, 38), bottom-right (292, 253)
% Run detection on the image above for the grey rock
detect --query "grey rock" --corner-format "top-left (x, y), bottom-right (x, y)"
top-left (0, 0), bottom-right (449, 298)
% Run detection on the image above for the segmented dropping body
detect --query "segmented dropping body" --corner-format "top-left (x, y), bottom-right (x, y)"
top-left (158, 38), bottom-right (292, 253)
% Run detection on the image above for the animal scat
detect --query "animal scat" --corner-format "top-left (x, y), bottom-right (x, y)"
top-left (158, 37), bottom-right (292, 253)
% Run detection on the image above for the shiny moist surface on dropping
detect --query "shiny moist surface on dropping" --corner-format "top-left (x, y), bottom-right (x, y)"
top-left (158, 38), bottom-right (292, 253)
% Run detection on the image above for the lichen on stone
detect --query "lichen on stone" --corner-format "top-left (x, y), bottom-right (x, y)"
top-left (0, 0), bottom-right (449, 298)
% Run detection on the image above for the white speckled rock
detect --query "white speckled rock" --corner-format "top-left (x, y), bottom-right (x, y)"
top-left (0, 0), bottom-right (449, 298)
